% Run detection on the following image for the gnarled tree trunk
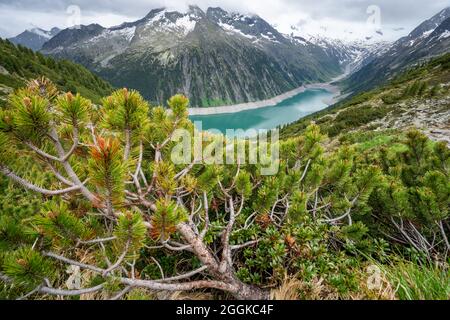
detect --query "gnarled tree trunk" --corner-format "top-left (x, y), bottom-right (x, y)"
top-left (177, 222), bottom-right (270, 300)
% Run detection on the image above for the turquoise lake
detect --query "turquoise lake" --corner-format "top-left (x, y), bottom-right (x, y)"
top-left (189, 88), bottom-right (334, 137)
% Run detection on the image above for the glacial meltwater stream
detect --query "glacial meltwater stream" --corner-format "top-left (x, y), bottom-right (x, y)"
top-left (189, 88), bottom-right (335, 136)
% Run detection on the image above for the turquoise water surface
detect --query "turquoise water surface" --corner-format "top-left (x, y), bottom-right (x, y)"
top-left (189, 88), bottom-right (334, 136)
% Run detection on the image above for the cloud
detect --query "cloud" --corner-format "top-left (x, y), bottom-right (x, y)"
top-left (0, 0), bottom-right (449, 40)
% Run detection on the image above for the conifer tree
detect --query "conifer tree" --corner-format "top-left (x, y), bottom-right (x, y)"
top-left (0, 78), bottom-right (447, 300)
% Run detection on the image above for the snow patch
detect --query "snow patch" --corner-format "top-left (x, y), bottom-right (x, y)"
top-left (261, 33), bottom-right (280, 43)
top-left (218, 22), bottom-right (254, 39)
top-left (422, 29), bottom-right (434, 38)
top-left (146, 10), bottom-right (166, 26)
top-left (89, 26), bottom-right (136, 43)
top-left (28, 28), bottom-right (52, 39)
top-left (288, 36), bottom-right (308, 46)
top-left (439, 30), bottom-right (450, 39)
top-left (112, 26), bottom-right (136, 42)
top-left (145, 10), bottom-right (197, 36)
top-left (175, 15), bottom-right (197, 35)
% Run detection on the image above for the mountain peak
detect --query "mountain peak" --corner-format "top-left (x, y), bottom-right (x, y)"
top-left (428, 16), bottom-right (450, 41)
top-left (41, 23), bottom-right (106, 52)
top-left (438, 7), bottom-right (450, 18)
top-left (82, 23), bottom-right (105, 30)
top-left (8, 26), bottom-right (61, 50)
top-left (407, 6), bottom-right (450, 40)
top-left (344, 7), bottom-right (450, 94)
top-left (50, 27), bottom-right (61, 34)
top-left (187, 5), bottom-right (205, 16)
top-left (143, 8), bottom-right (166, 20)
top-left (25, 27), bottom-right (60, 39)
top-left (206, 7), bottom-right (227, 14)
top-left (143, 6), bottom-right (205, 20)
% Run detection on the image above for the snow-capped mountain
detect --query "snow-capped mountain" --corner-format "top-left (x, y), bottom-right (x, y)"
top-left (206, 7), bottom-right (287, 44)
top-left (38, 5), bottom-right (450, 107)
top-left (41, 6), bottom-right (343, 107)
top-left (280, 12), bottom-right (405, 45)
top-left (344, 7), bottom-right (450, 93)
top-left (285, 24), bottom-right (393, 76)
top-left (396, 7), bottom-right (450, 47)
top-left (9, 27), bottom-right (61, 51)
top-left (291, 34), bottom-right (391, 74)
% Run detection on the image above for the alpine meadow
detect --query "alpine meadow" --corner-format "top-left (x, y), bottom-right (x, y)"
top-left (0, 0), bottom-right (449, 304)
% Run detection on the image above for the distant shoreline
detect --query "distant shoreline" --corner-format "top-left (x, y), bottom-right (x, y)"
top-left (188, 76), bottom-right (345, 116)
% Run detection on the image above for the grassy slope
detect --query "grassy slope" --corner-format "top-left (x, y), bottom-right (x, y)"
top-left (0, 38), bottom-right (113, 106)
top-left (280, 53), bottom-right (450, 142)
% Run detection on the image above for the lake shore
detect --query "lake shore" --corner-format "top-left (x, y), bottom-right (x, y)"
top-left (188, 77), bottom-right (345, 116)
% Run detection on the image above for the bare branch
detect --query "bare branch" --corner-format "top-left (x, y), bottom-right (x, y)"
top-left (320, 195), bottom-right (358, 225)
top-left (236, 196), bottom-right (245, 216)
top-left (99, 242), bottom-right (112, 268)
top-left (77, 236), bottom-right (117, 245)
top-left (49, 127), bottom-right (98, 203)
top-left (200, 192), bottom-right (210, 239)
top-left (321, 207), bottom-right (352, 224)
top-left (45, 161), bottom-right (74, 186)
top-left (139, 168), bottom-right (148, 187)
top-left (44, 249), bottom-right (234, 295)
top-left (44, 252), bottom-right (105, 274)
top-left (155, 266), bottom-right (208, 283)
top-left (220, 197), bottom-right (236, 270)
top-left (88, 123), bottom-right (98, 146)
top-left (133, 141), bottom-right (144, 182)
top-left (25, 127), bottom-right (79, 163)
top-left (231, 240), bottom-right (260, 251)
top-left (39, 284), bottom-right (104, 296)
top-left (25, 142), bottom-right (60, 162)
top-left (151, 256), bottom-right (165, 279)
top-left (110, 286), bottom-right (132, 300)
top-left (244, 212), bottom-right (258, 229)
top-left (312, 189), bottom-right (319, 219)
top-left (159, 117), bottom-right (181, 149)
top-left (103, 239), bottom-right (131, 276)
top-left (300, 159), bottom-right (311, 182)
top-left (0, 165), bottom-right (81, 196)
top-left (164, 242), bottom-right (193, 252)
top-left (17, 285), bottom-right (44, 300)
top-left (119, 277), bottom-right (236, 293)
top-left (174, 158), bottom-right (201, 180)
top-left (60, 127), bottom-right (80, 162)
top-left (390, 217), bottom-right (424, 253)
top-left (438, 220), bottom-right (450, 252)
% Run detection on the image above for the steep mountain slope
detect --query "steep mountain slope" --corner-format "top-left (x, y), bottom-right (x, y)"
top-left (0, 38), bottom-right (113, 106)
top-left (343, 8), bottom-right (450, 94)
top-left (281, 52), bottom-right (450, 146)
top-left (41, 6), bottom-right (342, 107)
top-left (9, 27), bottom-right (61, 51)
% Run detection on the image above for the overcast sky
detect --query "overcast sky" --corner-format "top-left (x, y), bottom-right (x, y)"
top-left (1, 0), bottom-right (449, 41)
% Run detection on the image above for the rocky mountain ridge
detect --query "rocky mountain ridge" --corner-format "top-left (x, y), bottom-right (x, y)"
top-left (39, 6), bottom-right (376, 107)
top-left (9, 27), bottom-right (61, 51)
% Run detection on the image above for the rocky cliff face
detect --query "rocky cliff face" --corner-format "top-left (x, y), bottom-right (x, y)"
top-left (41, 6), bottom-right (344, 107)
